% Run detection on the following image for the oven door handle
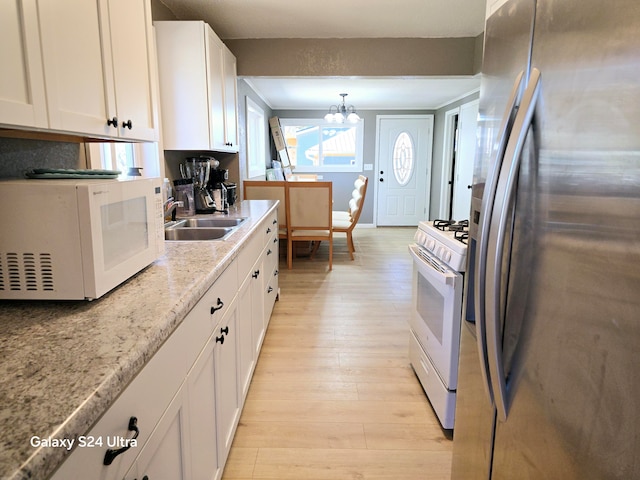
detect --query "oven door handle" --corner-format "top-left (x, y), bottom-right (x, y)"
top-left (486, 68), bottom-right (540, 423)
top-left (475, 70), bottom-right (526, 407)
top-left (408, 245), bottom-right (459, 287)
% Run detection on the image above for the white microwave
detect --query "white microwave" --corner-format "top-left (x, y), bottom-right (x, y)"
top-left (0, 177), bottom-right (165, 300)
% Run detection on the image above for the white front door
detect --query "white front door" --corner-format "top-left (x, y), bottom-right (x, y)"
top-left (376, 115), bottom-right (433, 226)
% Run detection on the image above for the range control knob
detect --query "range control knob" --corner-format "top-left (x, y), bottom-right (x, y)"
top-left (444, 251), bottom-right (452, 263)
top-left (427, 239), bottom-right (436, 251)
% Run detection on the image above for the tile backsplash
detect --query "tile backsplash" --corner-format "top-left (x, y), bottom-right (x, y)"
top-left (0, 138), bottom-right (84, 178)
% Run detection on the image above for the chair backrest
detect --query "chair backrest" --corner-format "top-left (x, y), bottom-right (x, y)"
top-left (243, 180), bottom-right (288, 228)
top-left (287, 181), bottom-right (332, 231)
top-left (349, 176), bottom-right (368, 224)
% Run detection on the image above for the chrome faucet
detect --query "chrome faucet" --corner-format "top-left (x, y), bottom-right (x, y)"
top-left (163, 198), bottom-right (184, 223)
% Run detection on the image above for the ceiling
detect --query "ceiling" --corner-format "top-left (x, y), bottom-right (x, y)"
top-left (158, 0), bottom-right (486, 109)
top-left (245, 77), bottom-right (481, 110)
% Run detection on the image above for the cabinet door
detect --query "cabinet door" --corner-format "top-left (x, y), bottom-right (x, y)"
top-left (187, 334), bottom-right (222, 480)
top-left (206, 28), bottom-right (226, 151)
top-left (214, 305), bottom-right (241, 467)
top-left (38, 0), bottom-right (112, 137)
top-left (0, 0), bottom-right (47, 129)
top-left (155, 21), bottom-right (210, 150)
top-left (103, 0), bottom-right (158, 141)
top-left (251, 258), bottom-right (266, 358)
top-left (124, 386), bottom-right (191, 480)
top-left (222, 45), bottom-right (238, 151)
top-left (238, 276), bottom-right (255, 403)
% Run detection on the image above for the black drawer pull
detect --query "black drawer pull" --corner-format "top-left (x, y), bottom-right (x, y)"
top-left (221, 326), bottom-right (229, 335)
top-left (103, 416), bottom-right (139, 465)
top-left (252, 270), bottom-right (260, 279)
top-left (210, 298), bottom-right (224, 314)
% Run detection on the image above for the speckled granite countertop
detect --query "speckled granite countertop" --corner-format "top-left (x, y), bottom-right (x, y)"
top-left (0, 200), bottom-right (277, 480)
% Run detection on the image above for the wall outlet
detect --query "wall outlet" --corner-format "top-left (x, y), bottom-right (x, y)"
top-left (364, 163), bottom-right (373, 170)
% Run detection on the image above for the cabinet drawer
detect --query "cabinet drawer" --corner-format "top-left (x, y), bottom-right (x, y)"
top-left (181, 261), bottom-right (238, 370)
top-left (238, 227), bottom-right (263, 275)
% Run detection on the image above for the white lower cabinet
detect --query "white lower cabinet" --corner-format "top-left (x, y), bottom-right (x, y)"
top-left (51, 211), bottom-right (278, 480)
top-left (124, 385), bottom-right (191, 480)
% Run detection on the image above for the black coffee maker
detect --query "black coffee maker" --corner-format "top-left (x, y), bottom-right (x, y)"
top-left (206, 168), bottom-right (229, 211)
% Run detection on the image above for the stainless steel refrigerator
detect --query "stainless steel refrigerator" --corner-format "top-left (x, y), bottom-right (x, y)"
top-left (452, 0), bottom-right (640, 478)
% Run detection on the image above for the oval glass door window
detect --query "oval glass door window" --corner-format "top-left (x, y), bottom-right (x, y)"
top-left (392, 132), bottom-right (414, 186)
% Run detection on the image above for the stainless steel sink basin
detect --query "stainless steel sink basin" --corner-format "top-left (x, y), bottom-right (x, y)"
top-left (164, 227), bottom-right (233, 241)
top-left (178, 217), bottom-right (246, 228)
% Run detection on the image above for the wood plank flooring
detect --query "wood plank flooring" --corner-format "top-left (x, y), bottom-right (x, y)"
top-left (223, 227), bottom-right (453, 480)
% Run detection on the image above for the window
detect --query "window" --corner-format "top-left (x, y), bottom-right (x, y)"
top-left (101, 143), bottom-right (135, 177)
top-left (392, 131), bottom-right (415, 186)
top-left (87, 142), bottom-right (161, 179)
top-left (279, 118), bottom-right (364, 172)
top-left (246, 97), bottom-right (267, 179)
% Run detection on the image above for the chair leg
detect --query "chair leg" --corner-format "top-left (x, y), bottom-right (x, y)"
top-left (329, 236), bottom-right (333, 270)
top-left (310, 240), bottom-right (321, 259)
top-left (287, 237), bottom-right (293, 269)
top-left (346, 231), bottom-right (355, 260)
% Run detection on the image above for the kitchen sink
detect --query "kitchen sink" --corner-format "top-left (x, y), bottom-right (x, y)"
top-left (177, 217), bottom-right (247, 228)
top-left (164, 216), bottom-right (247, 241)
top-left (165, 227), bottom-right (233, 241)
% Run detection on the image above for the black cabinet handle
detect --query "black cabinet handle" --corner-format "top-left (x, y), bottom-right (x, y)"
top-left (266, 227), bottom-right (272, 234)
top-left (272, 219), bottom-right (277, 225)
top-left (252, 270), bottom-right (260, 279)
top-left (267, 286), bottom-right (273, 293)
top-left (267, 249), bottom-right (272, 256)
top-left (107, 117), bottom-right (118, 128)
top-left (210, 298), bottom-right (224, 314)
top-left (103, 417), bottom-right (139, 465)
top-left (215, 334), bottom-right (225, 344)
top-left (122, 119), bottom-right (133, 130)
top-left (220, 326), bottom-right (229, 335)
top-left (273, 238), bottom-right (278, 244)
top-left (274, 269), bottom-right (279, 276)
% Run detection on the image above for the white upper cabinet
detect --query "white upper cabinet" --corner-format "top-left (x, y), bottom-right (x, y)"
top-left (0, 0), bottom-right (47, 129)
top-left (101, 0), bottom-right (159, 141)
top-left (0, 0), bottom-right (158, 141)
top-left (155, 21), bottom-right (239, 152)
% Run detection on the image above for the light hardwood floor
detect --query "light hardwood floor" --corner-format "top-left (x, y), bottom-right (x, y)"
top-left (223, 227), bottom-right (453, 480)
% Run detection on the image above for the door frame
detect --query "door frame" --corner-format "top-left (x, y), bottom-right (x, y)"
top-left (374, 114), bottom-right (434, 226)
top-left (439, 106), bottom-right (460, 219)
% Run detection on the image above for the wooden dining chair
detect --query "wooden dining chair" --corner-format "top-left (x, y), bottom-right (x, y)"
top-left (243, 180), bottom-right (288, 240)
top-left (286, 181), bottom-right (333, 270)
top-left (332, 175), bottom-right (368, 260)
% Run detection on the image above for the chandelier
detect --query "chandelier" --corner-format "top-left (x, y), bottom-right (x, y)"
top-left (324, 93), bottom-right (360, 123)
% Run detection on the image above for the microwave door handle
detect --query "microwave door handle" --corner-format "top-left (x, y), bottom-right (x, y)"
top-left (486, 68), bottom-right (541, 423)
top-left (475, 70), bottom-right (526, 407)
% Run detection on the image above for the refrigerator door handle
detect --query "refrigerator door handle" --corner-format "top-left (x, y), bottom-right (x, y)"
top-left (486, 67), bottom-right (541, 422)
top-left (475, 70), bottom-right (526, 406)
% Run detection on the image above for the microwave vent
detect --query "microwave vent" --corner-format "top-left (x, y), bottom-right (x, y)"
top-left (0, 252), bottom-right (55, 292)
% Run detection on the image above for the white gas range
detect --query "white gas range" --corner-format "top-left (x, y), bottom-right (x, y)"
top-left (408, 219), bottom-right (469, 429)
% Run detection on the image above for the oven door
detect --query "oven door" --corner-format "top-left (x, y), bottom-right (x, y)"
top-left (409, 244), bottom-right (463, 390)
